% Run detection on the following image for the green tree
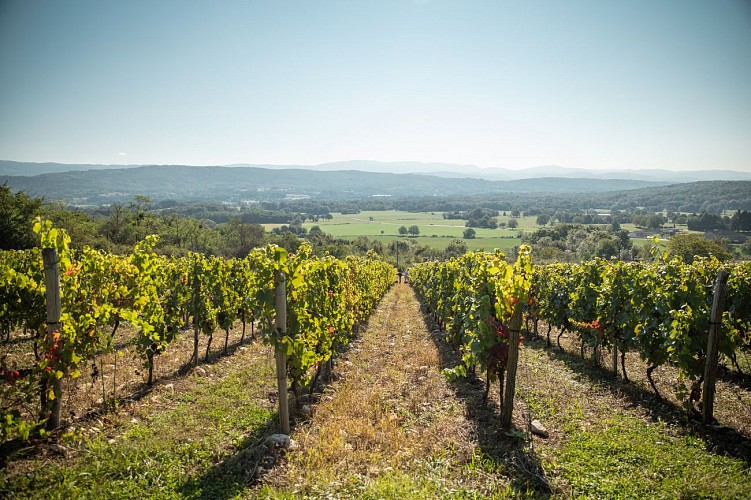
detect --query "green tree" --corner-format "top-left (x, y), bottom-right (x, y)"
top-left (398, 225), bottom-right (408, 236)
top-left (100, 203), bottom-right (134, 245)
top-left (730, 210), bottom-right (751, 232)
top-left (389, 239), bottom-right (411, 267)
top-left (507, 219), bottom-right (519, 229)
top-left (126, 195), bottom-right (154, 241)
top-left (667, 233), bottom-right (732, 263)
top-left (739, 239), bottom-right (751, 257)
top-left (222, 218), bottom-right (266, 257)
top-left (639, 214), bottom-right (666, 229)
top-left (536, 214), bottom-right (551, 226)
top-left (463, 228), bottom-right (476, 239)
top-left (595, 238), bottom-right (619, 259)
top-left (161, 213), bottom-right (189, 250)
top-left (686, 212), bottom-right (724, 231)
top-left (408, 225), bottom-right (420, 236)
top-left (41, 202), bottom-right (107, 250)
top-left (0, 184), bottom-right (42, 249)
top-left (444, 239), bottom-right (468, 259)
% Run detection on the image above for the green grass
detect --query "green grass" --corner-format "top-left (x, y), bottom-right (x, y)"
top-left (0, 352), bottom-right (277, 499)
top-left (258, 464), bottom-right (520, 499)
top-left (548, 413), bottom-right (750, 498)
top-left (266, 210), bottom-right (527, 252)
top-left (517, 341), bottom-right (751, 499)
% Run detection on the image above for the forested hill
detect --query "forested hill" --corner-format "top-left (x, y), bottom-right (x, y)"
top-left (0, 164), bottom-right (668, 204)
top-left (596, 180), bottom-right (751, 212)
top-left (389, 180), bottom-right (751, 213)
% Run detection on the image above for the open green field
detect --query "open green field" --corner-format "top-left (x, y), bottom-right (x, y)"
top-left (266, 210), bottom-right (527, 252)
top-left (266, 211), bottom-right (710, 255)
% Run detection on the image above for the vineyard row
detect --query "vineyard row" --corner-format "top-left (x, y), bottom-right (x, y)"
top-left (1, 220), bottom-right (395, 443)
top-left (410, 250), bottom-right (750, 418)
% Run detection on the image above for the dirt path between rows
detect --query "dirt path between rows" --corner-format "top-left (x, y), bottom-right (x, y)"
top-left (258, 283), bottom-right (543, 497)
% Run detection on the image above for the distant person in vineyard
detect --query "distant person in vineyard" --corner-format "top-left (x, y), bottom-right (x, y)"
top-left (403, 268), bottom-right (408, 284)
top-left (397, 269), bottom-right (403, 283)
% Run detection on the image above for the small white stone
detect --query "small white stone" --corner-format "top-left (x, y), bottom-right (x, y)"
top-left (530, 419), bottom-right (549, 438)
top-left (265, 433), bottom-right (291, 449)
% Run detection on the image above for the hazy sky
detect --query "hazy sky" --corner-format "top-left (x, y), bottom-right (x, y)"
top-left (1, 0), bottom-right (749, 171)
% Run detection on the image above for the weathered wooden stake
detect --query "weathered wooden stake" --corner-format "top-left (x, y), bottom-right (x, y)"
top-left (612, 337), bottom-right (619, 378)
top-left (42, 248), bottom-right (62, 430)
top-left (192, 263), bottom-right (200, 367)
top-left (702, 269), bottom-right (729, 425)
top-left (274, 271), bottom-right (290, 435)
top-left (500, 305), bottom-right (524, 429)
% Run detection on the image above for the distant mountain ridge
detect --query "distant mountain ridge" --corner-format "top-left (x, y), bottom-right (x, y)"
top-left (0, 163), bottom-right (670, 205)
top-left (233, 160), bottom-right (751, 182)
top-left (2, 159), bottom-right (749, 183)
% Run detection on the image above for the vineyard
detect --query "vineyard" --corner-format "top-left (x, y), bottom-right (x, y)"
top-left (2, 224), bottom-right (751, 497)
top-left (533, 257), bottom-right (751, 406)
top-left (410, 251), bottom-right (751, 419)
top-left (1, 220), bottom-right (394, 445)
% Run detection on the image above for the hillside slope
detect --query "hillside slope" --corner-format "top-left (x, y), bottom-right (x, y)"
top-left (0, 165), bottom-right (667, 203)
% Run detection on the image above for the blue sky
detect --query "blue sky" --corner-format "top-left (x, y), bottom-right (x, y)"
top-left (0, 0), bottom-right (749, 171)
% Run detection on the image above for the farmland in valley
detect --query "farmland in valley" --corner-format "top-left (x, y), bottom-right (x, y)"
top-left (267, 210), bottom-right (526, 251)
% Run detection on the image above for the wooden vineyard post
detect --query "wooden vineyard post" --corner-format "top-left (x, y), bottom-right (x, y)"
top-left (42, 248), bottom-right (62, 430)
top-left (274, 271), bottom-right (290, 435)
top-left (192, 276), bottom-right (201, 366)
top-left (702, 269), bottom-right (729, 425)
top-left (192, 263), bottom-right (200, 367)
top-left (500, 305), bottom-right (524, 429)
top-left (612, 335), bottom-right (619, 378)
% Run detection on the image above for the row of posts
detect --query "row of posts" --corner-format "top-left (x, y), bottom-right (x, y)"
top-left (40, 250), bottom-right (729, 432)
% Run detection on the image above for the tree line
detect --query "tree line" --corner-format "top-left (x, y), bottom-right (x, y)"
top-left (3, 183), bottom-right (749, 266)
top-left (0, 185), bottom-right (476, 270)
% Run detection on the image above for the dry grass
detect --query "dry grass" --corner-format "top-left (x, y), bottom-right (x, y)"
top-left (258, 284), bottom-right (523, 497)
